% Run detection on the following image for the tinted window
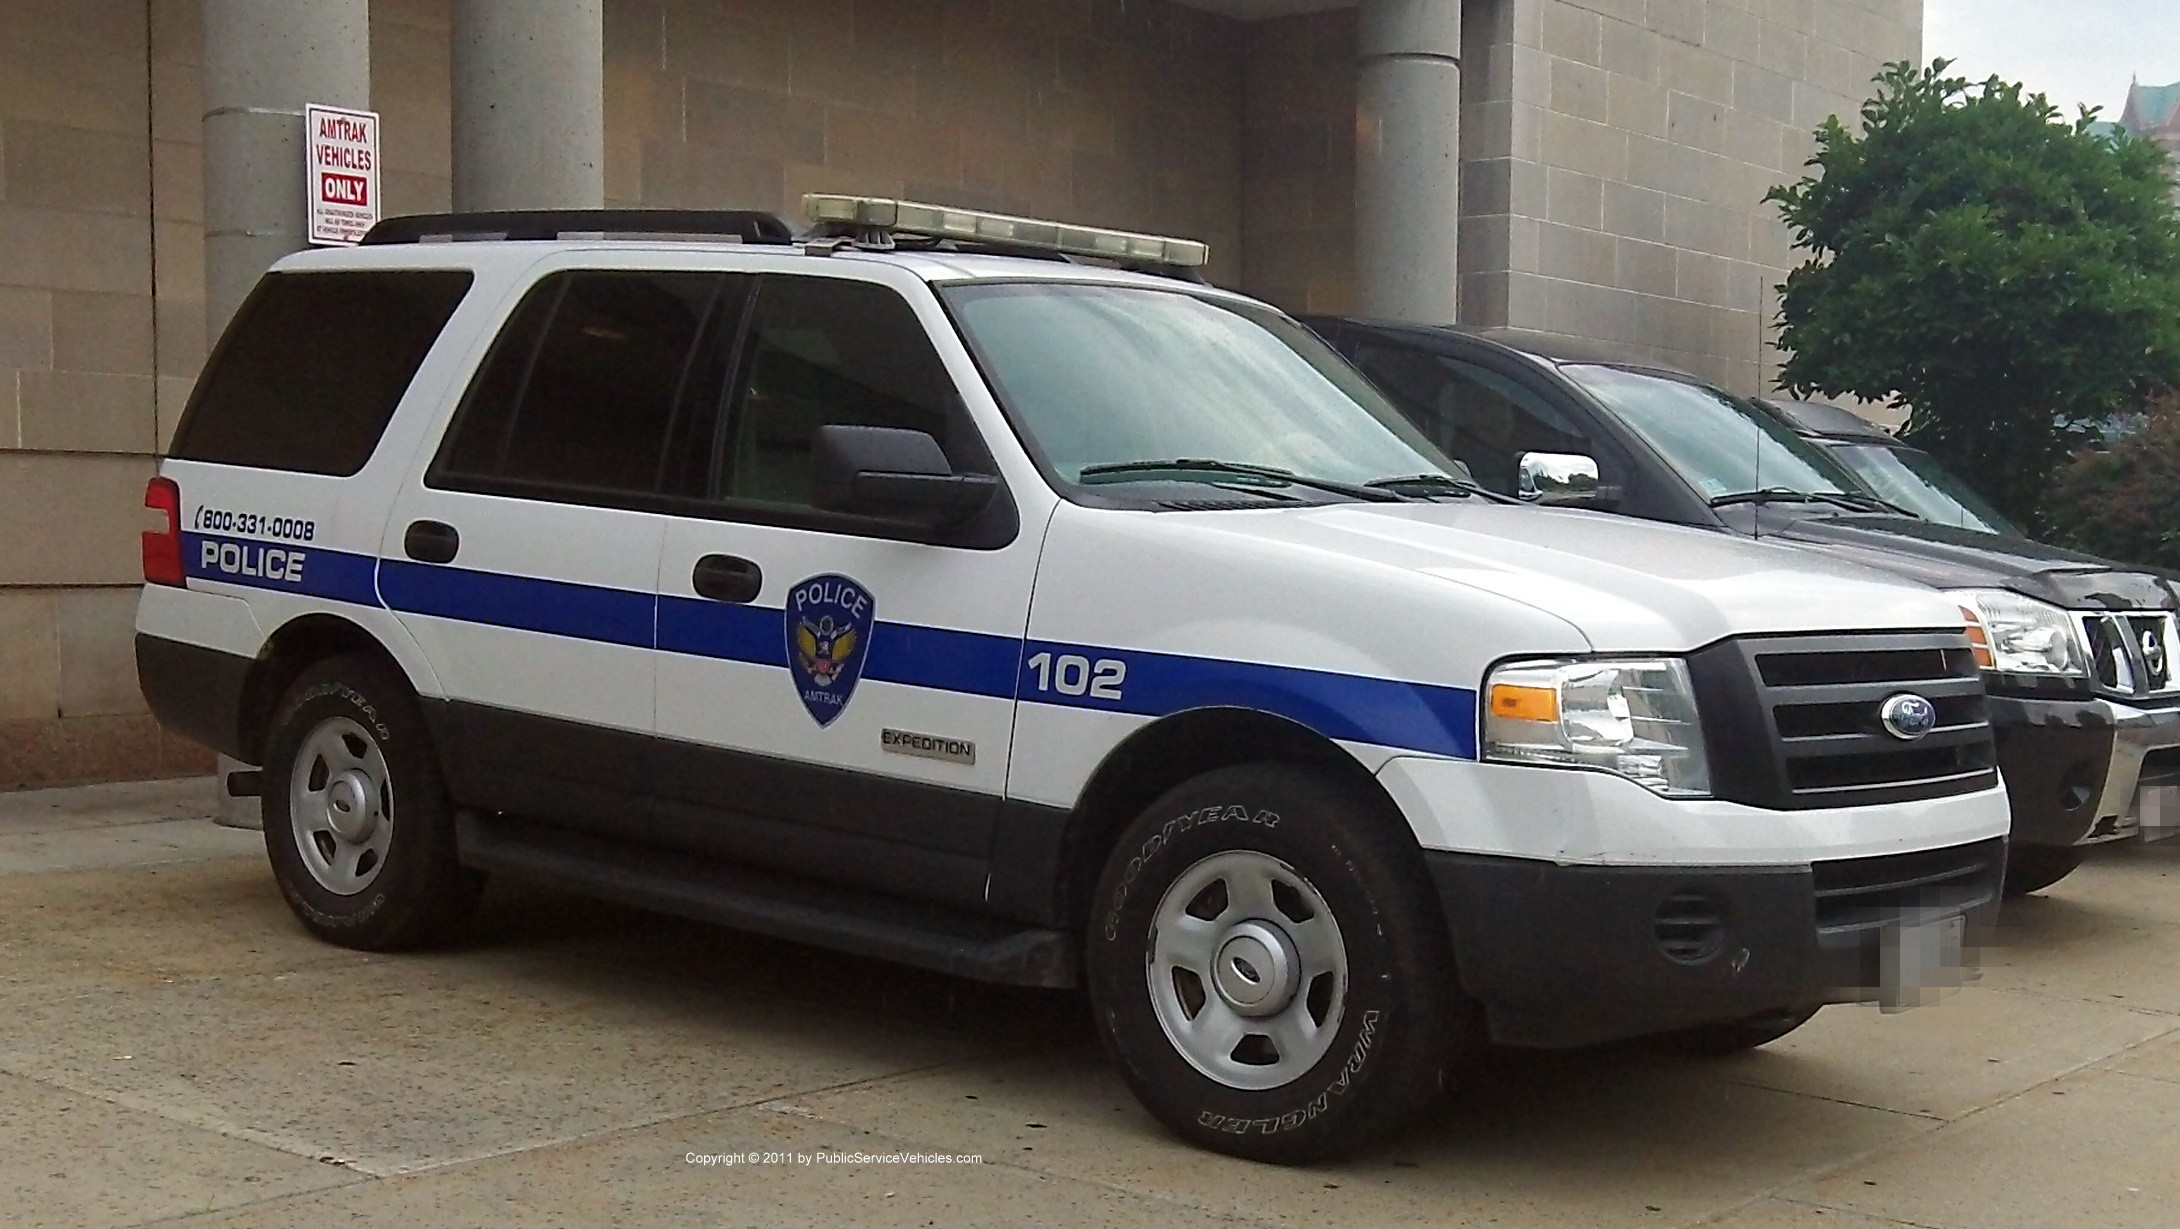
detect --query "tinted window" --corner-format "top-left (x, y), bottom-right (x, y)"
top-left (1349, 344), bottom-right (1596, 494)
top-left (171, 271), bottom-right (472, 474)
top-left (720, 277), bottom-right (960, 507)
top-left (435, 272), bottom-right (734, 499)
top-left (1564, 365), bottom-right (1860, 501)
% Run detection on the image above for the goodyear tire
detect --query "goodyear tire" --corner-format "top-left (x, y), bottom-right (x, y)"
top-left (261, 655), bottom-right (482, 950)
top-left (1086, 762), bottom-right (1470, 1163)
top-left (2002, 845), bottom-right (2085, 898)
top-left (1648, 1005), bottom-right (1820, 1057)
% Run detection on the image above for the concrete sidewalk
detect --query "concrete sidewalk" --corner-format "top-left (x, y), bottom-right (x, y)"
top-left (5, 778), bottom-right (2180, 1228)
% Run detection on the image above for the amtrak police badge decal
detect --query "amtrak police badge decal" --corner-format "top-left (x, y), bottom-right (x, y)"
top-left (786, 574), bottom-right (875, 727)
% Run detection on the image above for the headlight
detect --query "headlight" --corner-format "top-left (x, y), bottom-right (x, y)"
top-left (1482, 658), bottom-right (1710, 797)
top-left (1949, 589), bottom-right (2085, 677)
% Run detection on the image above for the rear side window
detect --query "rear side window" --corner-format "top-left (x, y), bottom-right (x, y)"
top-left (170, 270), bottom-right (472, 475)
top-left (433, 271), bottom-right (739, 502)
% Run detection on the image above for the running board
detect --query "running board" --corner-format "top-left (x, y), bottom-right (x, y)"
top-left (455, 813), bottom-right (1078, 988)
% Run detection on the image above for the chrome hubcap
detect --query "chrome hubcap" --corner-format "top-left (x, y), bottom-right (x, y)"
top-left (1147, 850), bottom-right (1347, 1091)
top-left (290, 717), bottom-right (393, 895)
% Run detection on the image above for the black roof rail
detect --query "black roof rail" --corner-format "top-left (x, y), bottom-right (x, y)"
top-left (360, 209), bottom-right (795, 246)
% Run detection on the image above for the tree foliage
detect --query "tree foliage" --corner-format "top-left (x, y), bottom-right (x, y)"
top-left (1766, 60), bottom-right (2180, 530)
top-left (2045, 397), bottom-right (2180, 571)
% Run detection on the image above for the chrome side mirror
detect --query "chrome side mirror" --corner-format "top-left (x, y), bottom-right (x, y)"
top-left (1517, 452), bottom-right (1603, 506)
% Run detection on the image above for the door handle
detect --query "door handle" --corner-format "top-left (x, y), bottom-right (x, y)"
top-left (692, 554), bottom-right (762, 603)
top-left (403, 520), bottom-right (460, 564)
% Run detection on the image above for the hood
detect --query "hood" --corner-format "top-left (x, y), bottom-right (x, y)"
top-left (1177, 501), bottom-right (1976, 653)
top-left (1747, 509), bottom-right (2180, 612)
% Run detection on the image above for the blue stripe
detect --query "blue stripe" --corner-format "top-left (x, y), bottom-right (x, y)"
top-left (182, 532), bottom-right (380, 606)
top-left (657, 596), bottom-right (1021, 699)
top-left (379, 559), bottom-right (654, 649)
top-left (1020, 640), bottom-right (1479, 759)
top-left (865, 622), bottom-right (1021, 699)
top-left (194, 546), bottom-right (1477, 759)
top-left (656, 594), bottom-right (781, 666)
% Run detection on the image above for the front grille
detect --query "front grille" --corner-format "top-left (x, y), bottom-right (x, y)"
top-left (1691, 631), bottom-right (1999, 810)
top-left (2077, 612), bottom-right (2180, 698)
top-left (1812, 838), bottom-right (2003, 932)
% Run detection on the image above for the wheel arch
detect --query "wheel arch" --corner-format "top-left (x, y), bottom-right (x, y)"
top-left (237, 614), bottom-right (421, 763)
top-left (1044, 706), bottom-right (1414, 933)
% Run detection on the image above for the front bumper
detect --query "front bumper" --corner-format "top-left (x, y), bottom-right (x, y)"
top-left (1987, 695), bottom-right (2180, 847)
top-left (1425, 838), bottom-right (2004, 1049)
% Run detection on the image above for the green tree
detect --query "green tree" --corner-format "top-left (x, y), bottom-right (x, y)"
top-left (1766, 60), bottom-right (2180, 530)
top-left (2045, 397), bottom-right (2180, 571)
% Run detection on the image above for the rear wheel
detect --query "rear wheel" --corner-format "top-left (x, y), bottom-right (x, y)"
top-left (1085, 763), bottom-right (1473, 1164)
top-left (261, 655), bottom-right (482, 950)
top-left (2002, 845), bottom-right (2085, 898)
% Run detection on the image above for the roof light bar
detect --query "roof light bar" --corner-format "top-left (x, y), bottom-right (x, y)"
top-left (803, 194), bottom-right (1209, 268)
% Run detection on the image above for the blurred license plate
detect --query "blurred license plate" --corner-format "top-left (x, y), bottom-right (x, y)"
top-left (2132, 782), bottom-right (2180, 842)
top-left (1879, 912), bottom-right (1965, 1014)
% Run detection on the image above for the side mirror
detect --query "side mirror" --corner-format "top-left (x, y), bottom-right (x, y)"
top-left (813, 424), bottom-right (998, 527)
top-left (1517, 451), bottom-right (1615, 507)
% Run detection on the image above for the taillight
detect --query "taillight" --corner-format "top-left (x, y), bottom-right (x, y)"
top-left (143, 476), bottom-right (184, 586)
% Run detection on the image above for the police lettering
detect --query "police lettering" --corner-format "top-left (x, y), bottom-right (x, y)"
top-left (201, 539), bottom-right (305, 584)
top-left (791, 577), bottom-right (869, 618)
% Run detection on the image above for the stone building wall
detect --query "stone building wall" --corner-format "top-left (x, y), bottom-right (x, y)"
top-left (1237, 8), bottom-right (1359, 313)
top-left (0, 0), bottom-right (1254, 788)
top-left (0, 0), bottom-right (209, 786)
top-left (0, 0), bottom-right (1924, 788)
top-left (1459, 0), bottom-right (1922, 392)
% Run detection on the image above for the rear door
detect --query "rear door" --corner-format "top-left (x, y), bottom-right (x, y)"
top-left (651, 269), bottom-right (1037, 906)
top-left (380, 266), bottom-right (741, 830)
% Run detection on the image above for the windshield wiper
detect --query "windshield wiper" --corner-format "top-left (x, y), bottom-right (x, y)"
top-left (1078, 459), bottom-right (1403, 503)
top-left (1365, 473), bottom-right (1518, 504)
top-left (1811, 489), bottom-right (1915, 516)
top-left (1709, 487), bottom-right (1912, 516)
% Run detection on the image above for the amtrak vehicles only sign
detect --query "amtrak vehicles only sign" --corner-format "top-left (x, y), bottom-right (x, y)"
top-left (306, 103), bottom-right (379, 246)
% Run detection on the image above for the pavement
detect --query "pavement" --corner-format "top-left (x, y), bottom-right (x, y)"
top-left (6, 780), bottom-right (2180, 1229)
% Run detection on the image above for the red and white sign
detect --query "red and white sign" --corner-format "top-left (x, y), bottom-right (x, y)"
top-left (306, 103), bottom-right (380, 246)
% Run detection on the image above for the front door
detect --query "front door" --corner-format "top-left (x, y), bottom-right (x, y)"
top-left (652, 270), bottom-right (1038, 906)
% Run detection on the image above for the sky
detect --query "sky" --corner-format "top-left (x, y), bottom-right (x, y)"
top-left (1923, 0), bottom-right (2180, 122)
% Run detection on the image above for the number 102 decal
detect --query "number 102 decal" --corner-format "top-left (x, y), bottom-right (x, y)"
top-left (1025, 651), bottom-right (1126, 700)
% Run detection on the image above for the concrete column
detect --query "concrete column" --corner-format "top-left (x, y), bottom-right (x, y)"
top-left (452, 0), bottom-right (605, 211)
top-left (200, 0), bottom-right (371, 336)
top-left (1356, 0), bottom-right (1463, 324)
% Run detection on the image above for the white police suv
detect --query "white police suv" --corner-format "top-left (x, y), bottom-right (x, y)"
top-left (138, 198), bottom-right (2011, 1163)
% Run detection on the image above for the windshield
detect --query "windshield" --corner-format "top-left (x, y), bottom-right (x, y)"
top-left (1825, 442), bottom-right (2022, 536)
top-left (941, 282), bottom-right (1460, 490)
top-left (1564, 365), bottom-right (1864, 502)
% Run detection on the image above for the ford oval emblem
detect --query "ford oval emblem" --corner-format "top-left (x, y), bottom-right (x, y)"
top-left (1879, 693), bottom-right (1938, 741)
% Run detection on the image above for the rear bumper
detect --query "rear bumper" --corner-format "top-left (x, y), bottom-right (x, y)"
top-left (136, 633), bottom-right (253, 761)
top-left (1987, 695), bottom-right (2180, 846)
top-left (1425, 838), bottom-right (2004, 1049)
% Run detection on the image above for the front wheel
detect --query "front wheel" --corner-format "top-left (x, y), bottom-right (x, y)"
top-left (1086, 763), bottom-right (1473, 1164)
top-left (2002, 845), bottom-right (2085, 898)
top-left (261, 655), bottom-right (482, 950)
